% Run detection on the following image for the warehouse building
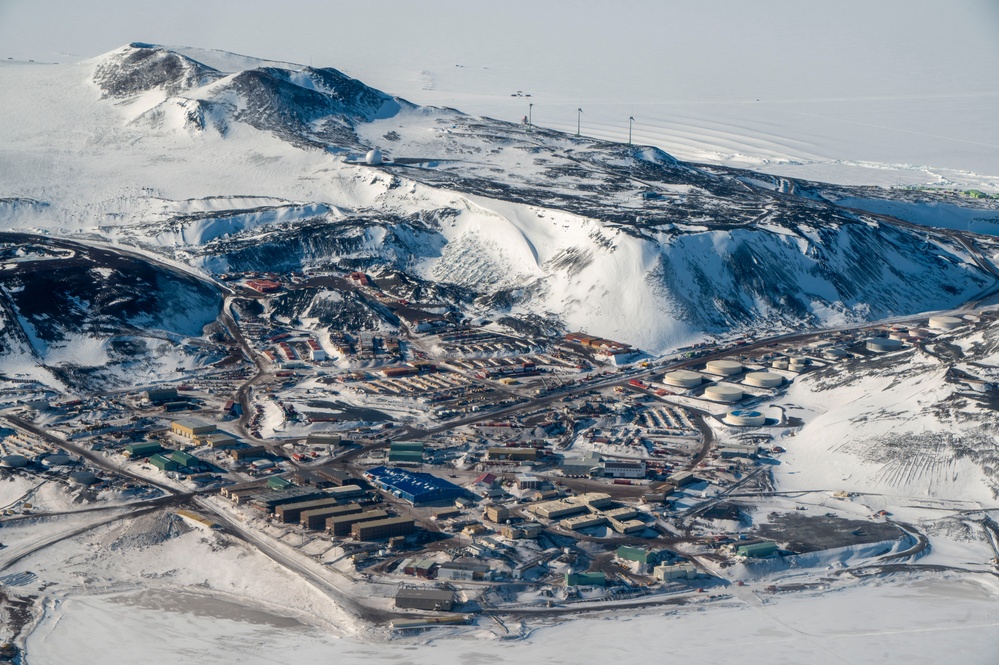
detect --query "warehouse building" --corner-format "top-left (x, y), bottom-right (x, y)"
top-left (365, 466), bottom-right (465, 505)
top-left (561, 451), bottom-right (602, 476)
top-left (267, 476), bottom-right (294, 491)
top-left (149, 453), bottom-right (181, 472)
top-left (146, 388), bottom-right (179, 404)
top-left (307, 432), bottom-right (344, 447)
top-left (720, 444), bottom-right (758, 459)
top-left (484, 505), bottom-right (510, 523)
top-left (486, 447), bottom-right (538, 462)
top-left (246, 488), bottom-right (328, 511)
top-left (516, 473), bottom-right (540, 490)
top-left (352, 516), bottom-right (416, 540)
top-left (394, 588), bottom-right (454, 611)
top-left (561, 514), bottom-right (606, 530)
top-left (230, 445), bottom-right (268, 461)
top-left (565, 571), bottom-right (606, 587)
top-left (124, 441), bottom-right (163, 458)
top-left (654, 562), bottom-right (698, 580)
top-left (437, 560), bottom-right (492, 582)
top-left (327, 509), bottom-right (389, 536)
top-left (736, 541), bottom-right (780, 558)
top-left (617, 545), bottom-right (665, 566)
top-left (303, 505), bottom-right (374, 531)
top-left (171, 419), bottom-right (216, 439)
top-left (170, 450), bottom-right (201, 468)
top-left (602, 459), bottom-right (646, 479)
top-left (530, 499), bottom-right (589, 520)
top-left (199, 432), bottom-right (238, 448)
top-left (502, 522), bottom-right (543, 539)
top-left (275, 498), bottom-right (355, 524)
top-left (388, 442), bottom-right (425, 464)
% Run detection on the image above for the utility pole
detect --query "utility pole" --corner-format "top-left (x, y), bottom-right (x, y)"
top-left (628, 116), bottom-right (635, 146)
top-left (576, 107), bottom-right (583, 137)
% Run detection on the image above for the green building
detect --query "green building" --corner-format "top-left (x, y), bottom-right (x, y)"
top-left (565, 571), bottom-right (606, 587)
top-left (149, 453), bottom-right (181, 472)
top-left (736, 541), bottom-right (779, 558)
top-left (616, 545), bottom-right (663, 566)
top-left (388, 442), bottom-right (424, 464)
top-left (125, 441), bottom-right (163, 458)
top-left (267, 476), bottom-right (294, 491)
top-left (170, 450), bottom-right (200, 468)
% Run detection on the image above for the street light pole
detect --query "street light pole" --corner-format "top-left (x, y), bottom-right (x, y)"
top-left (628, 116), bottom-right (635, 146)
top-left (576, 107), bottom-right (583, 137)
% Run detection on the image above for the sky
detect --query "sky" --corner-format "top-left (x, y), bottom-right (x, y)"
top-left (2, 0), bottom-right (998, 181)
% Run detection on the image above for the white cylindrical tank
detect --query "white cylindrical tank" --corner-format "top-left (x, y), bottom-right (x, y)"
top-left (743, 372), bottom-right (784, 388)
top-left (663, 370), bottom-right (703, 388)
top-left (928, 315), bottom-right (962, 331)
top-left (771, 359), bottom-right (789, 370)
top-left (866, 337), bottom-right (904, 353)
top-left (0, 454), bottom-right (27, 468)
top-left (69, 470), bottom-right (98, 485)
top-left (703, 384), bottom-right (743, 403)
top-left (788, 357), bottom-right (811, 371)
top-left (705, 359), bottom-right (743, 376)
top-left (823, 348), bottom-right (849, 360)
top-left (723, 409), bottom-right (766, 426)
top-left (365, 149), bottom-right (383, 165)
top-left (42, 454), bottom-right (72, 467)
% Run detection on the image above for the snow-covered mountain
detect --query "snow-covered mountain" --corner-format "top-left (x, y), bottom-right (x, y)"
top-left (0, 233), bottom-right (220, 392)
top-left (0, 43), bottom-right (995, 354)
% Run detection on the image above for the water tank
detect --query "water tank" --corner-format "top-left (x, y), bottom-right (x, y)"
top-left (42, 454), bottom-right (73, 467)
top-left (365, 149), bottom-right (383, 165)
top-left (788, 357), bottom-right (811, 371)
top-left (928, 315), bottom-right (962, 331)
top-left (743, 372), bottom-right (784, 388)
top-left (703, 384), bottom-right (743, 403)
top-left (663, 370), bottom-right (703, 388)
top-left (723, 410), bottom-right (766, 426)
top-left (69, 470), bottom-right (98, 485)
top-left (1, 454), bottom-right (27, 468)
top-left (705, 360), bottom-right (743, 376)
top-left (866, 337), bottom-right (904, 353)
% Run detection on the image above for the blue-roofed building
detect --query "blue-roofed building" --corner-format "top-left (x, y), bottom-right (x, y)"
top-left (364, 466), bottom-right (465, 505)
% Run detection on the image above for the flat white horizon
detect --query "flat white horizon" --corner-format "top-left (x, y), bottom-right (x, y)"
top-left (2, 0), bottom-right (997, 186)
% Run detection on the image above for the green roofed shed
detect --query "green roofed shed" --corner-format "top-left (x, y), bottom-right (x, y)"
top-left (268, 476), bottom-right (294, 490)
top-left (736, 541), bottom-right (779, 558)
top-left (149, 453), bottom-right (181, 472)
top-left (125, 441), bottom-right (163, 458)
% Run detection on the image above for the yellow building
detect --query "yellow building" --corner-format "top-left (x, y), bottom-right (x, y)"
top-left (171, 419), bottom-right (217, 439)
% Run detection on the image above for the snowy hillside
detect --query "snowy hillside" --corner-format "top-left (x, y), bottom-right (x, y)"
top-left (0, 43), bottom-right (995, 353)
top-left (0, 233), bottom-right (221, 391)
top-left (775, 318), bottom-right (999, 502)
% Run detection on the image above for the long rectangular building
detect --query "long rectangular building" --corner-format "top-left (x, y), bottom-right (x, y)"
top-left (301, 505), bottom-right (366, 530)
top-left (327, 509), bottom-right (389, 536)
top-left (275, 498), bottom-right (357, 524)
top-left (364, 466), bottom-right (464, 505)
top-left (351, 516), bottom-right (416, 541)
